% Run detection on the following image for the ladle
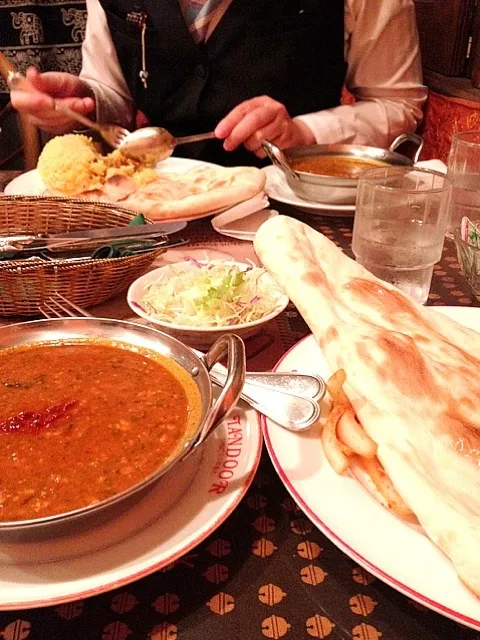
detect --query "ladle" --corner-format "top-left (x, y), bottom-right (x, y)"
top-left (261, 140), bottom-right (299, 181)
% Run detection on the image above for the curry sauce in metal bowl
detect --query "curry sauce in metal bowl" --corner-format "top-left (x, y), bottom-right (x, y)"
top-left (0, 318), bottom-right (245, 538)
top-left (0, 340), bottom-right (201, 523)
top-left (290, 155), bottom-right (389, 179)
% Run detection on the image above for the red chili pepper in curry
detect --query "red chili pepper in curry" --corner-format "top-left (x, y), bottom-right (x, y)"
top-left (0, 400), bottom-right (78, 434)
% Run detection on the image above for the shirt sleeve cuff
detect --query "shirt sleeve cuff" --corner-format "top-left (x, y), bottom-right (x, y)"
top-left (87, 80), bottom-right (134, 128)
top-left (294, 111), bottom-right (347, 145)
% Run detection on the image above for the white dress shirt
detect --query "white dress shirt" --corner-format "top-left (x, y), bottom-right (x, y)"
top-left (80, 0), bottom-right (427, 149)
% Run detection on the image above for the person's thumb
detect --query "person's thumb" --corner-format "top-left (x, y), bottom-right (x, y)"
top-left (25, 67), bottom-right (79, 99)
top-left (25, 67), bottom-right (47, 92)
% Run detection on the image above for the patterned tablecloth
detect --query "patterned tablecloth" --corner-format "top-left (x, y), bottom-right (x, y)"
top-left (0, 171), bottom-right (479, 640)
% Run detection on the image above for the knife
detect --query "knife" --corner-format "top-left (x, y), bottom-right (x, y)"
top-left (0, 223), bottom-right (187, 254)
top-left (0, 234), bottom-right (189, 257)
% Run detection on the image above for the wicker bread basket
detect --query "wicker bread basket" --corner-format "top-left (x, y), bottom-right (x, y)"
top-left (0, 196), bottom-right (166, 316)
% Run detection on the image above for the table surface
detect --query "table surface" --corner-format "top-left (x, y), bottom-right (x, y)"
top-left (0, 170), bottom-right (479, 640)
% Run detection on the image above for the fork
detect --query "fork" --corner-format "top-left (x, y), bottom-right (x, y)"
top-left (52, 103), bottom-right (130, 151)
top-left (38, 294), bottom-right (322, 431)
top-left (7, 71), bottom-right (130, 151)
top-left (40, 293), bottom-right (94, 319)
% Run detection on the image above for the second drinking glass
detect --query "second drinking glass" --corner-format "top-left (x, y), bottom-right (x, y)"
top-left (352, 166), bottom-right (452, 304)
top-left (447, 130), bottom-right (480, 236)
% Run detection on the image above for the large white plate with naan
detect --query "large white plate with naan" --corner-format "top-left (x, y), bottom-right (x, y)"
top-left (263, 306), bottom-right (480, 631)
top-left (4, 157), bottom-right (224, 195)
top-left (4, 157), bottom-right (213, 197)
top-left (3, 157), bottom-right (236, 222)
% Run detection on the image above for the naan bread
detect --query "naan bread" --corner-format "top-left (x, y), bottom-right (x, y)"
top-left (254, 215), bottom-right (480, 598)
top-left (47, 166), bottom-right (266, 221)
top-left (121, 166), bottom-right (266, 220)
top-left (38, 134), bottom-right (266, 218)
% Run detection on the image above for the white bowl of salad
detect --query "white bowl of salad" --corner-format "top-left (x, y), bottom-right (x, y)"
top-left (127, 259), bottom-right (289, 348)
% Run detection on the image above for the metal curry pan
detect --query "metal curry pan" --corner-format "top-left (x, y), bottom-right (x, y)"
top-left (263, 133), bottom-right (424, 205)
top-left (0, 318), bottom-right (245, 539)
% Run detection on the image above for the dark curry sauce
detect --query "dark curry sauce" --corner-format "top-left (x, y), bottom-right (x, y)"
top-left (291, 155), bottom-right (389, 179)
top-left (0, 340), bottom-right (201, 522)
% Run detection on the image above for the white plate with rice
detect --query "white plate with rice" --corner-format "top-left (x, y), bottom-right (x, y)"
top-left (4, 157), bottom-right (220, 197)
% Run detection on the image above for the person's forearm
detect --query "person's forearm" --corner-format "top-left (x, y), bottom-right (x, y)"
top-left (79, 77), bottom-right (134, 127)
top-left (295, 89), bottom-right (427, 149)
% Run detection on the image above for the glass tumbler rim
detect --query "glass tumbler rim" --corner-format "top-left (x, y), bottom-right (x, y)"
top-left (451, 130), bottom-right (480, 147)
top-left (358, 165), bottom-right (451, 195)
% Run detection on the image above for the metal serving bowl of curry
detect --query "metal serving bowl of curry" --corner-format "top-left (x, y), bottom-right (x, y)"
top-left (262, 133), bottom-right (424, 205)
top-left (0, 317), bottom-right (245, 538)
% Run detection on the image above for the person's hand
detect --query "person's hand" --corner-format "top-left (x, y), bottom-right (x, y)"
top-left (10, 67), bottom-right (95, 134)
top-left (214, 96), bottom-right (316, 158)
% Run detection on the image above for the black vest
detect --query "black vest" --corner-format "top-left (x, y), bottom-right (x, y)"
top-left (99, 0), bottom-right (346, 166)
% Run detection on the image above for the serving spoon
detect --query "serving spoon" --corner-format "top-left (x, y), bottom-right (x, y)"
top-left (209, 366), bottom-right (323, 432)
top-left (7, 71), bottom-right (216, 165)
top-left (53, 104), bottom-right (215, 164)
top-left (118, 127), bottom-right (217, 164)
top-left (262, 140), bottom-right (299, 181)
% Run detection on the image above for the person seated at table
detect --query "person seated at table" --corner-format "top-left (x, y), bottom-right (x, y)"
top-left (11, 0), bottom-right (427, 167)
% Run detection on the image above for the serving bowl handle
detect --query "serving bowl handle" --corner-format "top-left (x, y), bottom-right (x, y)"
top-left (389, 133), bottom-right (424, 164)
top-left (262, 140), bottom-right (299, 181)
top-left (192, 334), bottom-right (246, 449)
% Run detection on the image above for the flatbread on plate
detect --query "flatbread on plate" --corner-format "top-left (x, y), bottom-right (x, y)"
top-left (121, 166), bottom-right (266, 220)
top-left (254, 215), bottom-right (480, 599)
top-left (36, 133), bottom-right (266, 220)
top-left (48, 166), bottom-right (266, 221)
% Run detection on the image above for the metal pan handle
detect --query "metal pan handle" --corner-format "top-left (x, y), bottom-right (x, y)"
top-left (262, 140), bottom-right (299, 181)
top-left (388, 133), bottom-right (424, 164)
top-left (192, 334), bottom-right (246, 449)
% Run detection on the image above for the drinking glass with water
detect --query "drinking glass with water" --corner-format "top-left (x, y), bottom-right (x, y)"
top-left (352, 167), bottom-right (452, 305)
top-left (447, 131), bottom-right (480, 237)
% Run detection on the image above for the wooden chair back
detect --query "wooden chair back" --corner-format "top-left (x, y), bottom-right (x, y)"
top-left (0, 53), bottom-right (41, 170)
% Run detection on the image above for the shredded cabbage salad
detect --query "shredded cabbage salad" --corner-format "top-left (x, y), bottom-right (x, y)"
top-left (140, 260), bottom-right (285, 327)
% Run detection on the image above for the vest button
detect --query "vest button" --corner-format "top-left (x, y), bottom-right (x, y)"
top-left (195, 63), bottom-right (208, 80)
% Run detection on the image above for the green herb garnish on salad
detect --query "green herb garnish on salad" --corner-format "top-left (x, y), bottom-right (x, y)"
top-left (140, 261), bottom-right (284, 327)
